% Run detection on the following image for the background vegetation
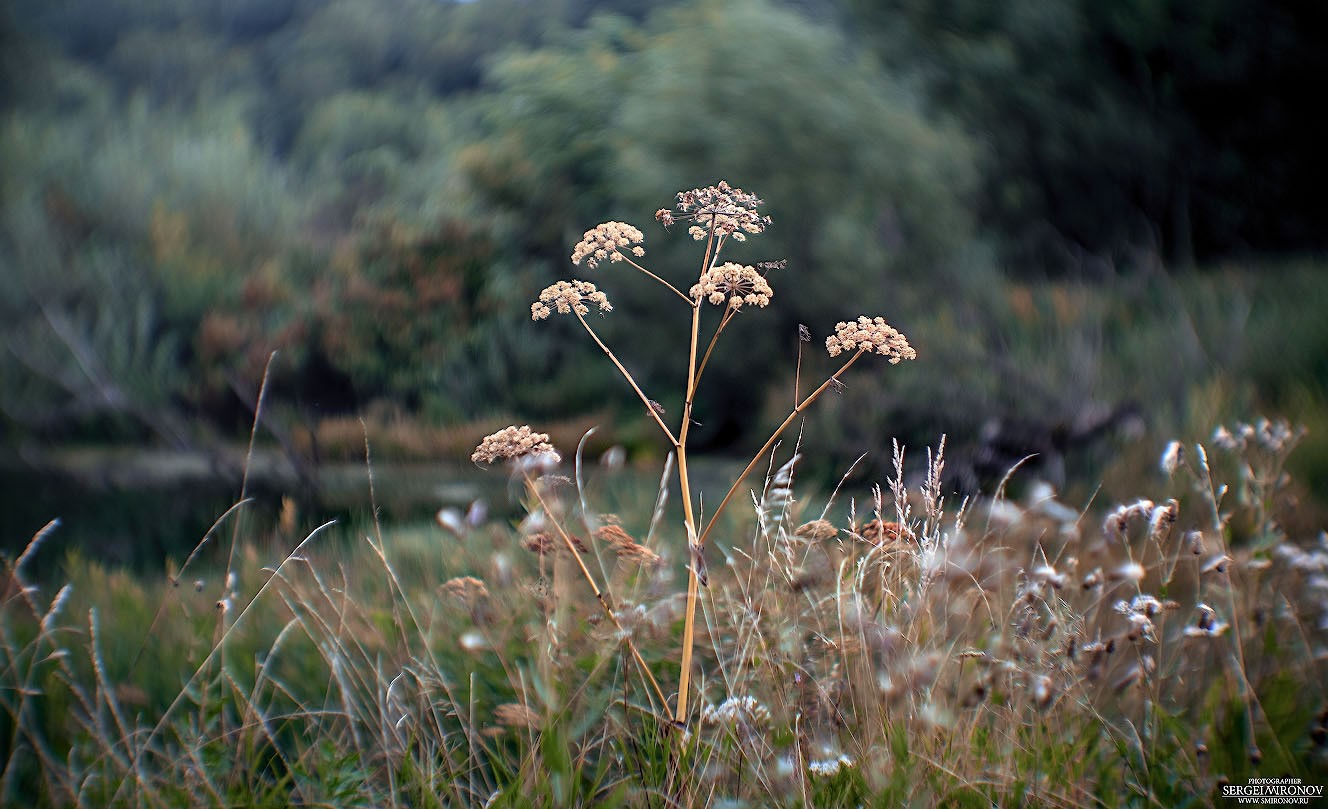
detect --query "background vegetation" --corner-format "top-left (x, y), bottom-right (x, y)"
top-left (3, 0), bottom-right (1325, 514)
top-left (3, 2), bottom-right (1328, 803)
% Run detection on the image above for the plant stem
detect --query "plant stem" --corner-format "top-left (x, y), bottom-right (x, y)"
top-left (693, 307), bottom-right (738, 389)
top-left (575, 313), bottom-right (679, 446)
top-left (672, 216), bottom-right (718, 725)
top-left (618, 254), bottom-right (695, 305)
top-left (523, 474), bottom-right (671, 712)
top-left (696, 349), bottom-right (865, 557)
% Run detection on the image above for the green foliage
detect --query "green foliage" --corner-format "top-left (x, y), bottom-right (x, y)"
top-left (841, 0), bottom-right (1328, 266)
top-left (462, 0), bottom-right (978, 446)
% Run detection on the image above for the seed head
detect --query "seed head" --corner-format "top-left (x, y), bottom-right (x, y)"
top-left (571, 222), bottom-right (645, 268)
top-left (1160, 441), bottom-right (1184, 476)
top-left (471, 425), bottom-right (561, 465)
top-left (594, 524), bottom-right (661, 566)
top-left (531, 280), bottom-right (612, 320)
top-left (701, 695), bottom-right (771, 727)
top-left (690, 262), bottom-right (772, 308)
top-left (826, 316), bottom-right (916, 363)
top-left (794, 519), bottom-right (838, 542)
top-left (442, 576), bottom-right (489, 603)
top-left (658, 180), bottom-right (771, 240)
top-left (521, 531), bottom-right (588, 555)
top-left (493, 702), bottom-right (540, 729)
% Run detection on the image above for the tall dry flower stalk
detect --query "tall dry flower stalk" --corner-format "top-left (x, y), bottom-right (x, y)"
top-left (515, 180), bottom-right (917, 726)
top-left (470, 426), bottom-right (669, 711)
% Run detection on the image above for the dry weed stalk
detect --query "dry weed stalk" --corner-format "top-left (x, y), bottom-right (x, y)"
top-left (515, 180), bottom-right (917, 726)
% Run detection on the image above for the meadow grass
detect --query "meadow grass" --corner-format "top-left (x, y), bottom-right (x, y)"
top-left (3, 183), bottom-right (1326, 807)
top-left (3, 419), bottom-right (1326, 807)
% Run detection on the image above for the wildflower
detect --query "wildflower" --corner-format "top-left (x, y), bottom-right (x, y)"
top-left (1185, 602), bottom-right (1230, 637)
top-left (689, 262), bottom-right (772, 308)
top-left (442, 576), bottom-right (489, 603)
top-left (656, 180), bottom-right (771, 240)
top-left (1107, 561), bottom-right (1145, 582)
top-left (436, 507), bottom-right (466, 537)
top-left (858, 518), bottom-right (914, 548)
top-left (825, 316), bottom-right (916, 363)
top-left (594, 524), bottom-right (661, 566)
top-left (700, 695), bottom-right (771, 727)
top-left (1032, 674), bottom-right (1054, 708)
top-left (459, 630), bottom-right (488, 651)
top-left (521, 531), bottom-right (588, 555)
top-left (471, 425), bottom-right (561, 465)
top-left (571, 222), bottom-right (646, 268)
top-left (808, 754), bottom-right (854, 777)
top-left (1212, 424), bottom-right (1240, 450)
top-left (1031, 564), bottom-right (1067, 590)
top-left (1160, 441), bottom-right (1184, 476)
top-left (1129, 594), bottom-right (1164, 616)
top-left (530, 280), bottom-right (612, 320)
top-left (1147, 500), bottom-right (1178, 543)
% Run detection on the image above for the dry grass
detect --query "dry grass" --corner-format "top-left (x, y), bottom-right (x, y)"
top-left (3, 182), bottom-right (1325, 806)
top-left (2, 418), bottom-right (1325, 807)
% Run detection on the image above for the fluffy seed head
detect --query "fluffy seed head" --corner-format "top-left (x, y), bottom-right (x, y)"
top-left (794, 519), bottom-right (838, 542)
top-left (594, 524), bottom-right (661, 566)
top-left (826, 316), bottom-right (916, 362)
top-left (442, 576), bottom-right (489, 602)
top-left (531, 280), bottom-right (612, 320)
top-left (494, 702), bottom-right (541, 729)
top-left (1160, 441), bottom-right (1184, 476)
top-left (571, 221), bottom-right (645, 268)
top-left (690, 262), bottom-right (772, 308)
top-left (700, 695), bottom-right (771, 727)
top-left (657, 180), bottom-right (771, 239)
top-left (471, 425), bottom-right (561, 465)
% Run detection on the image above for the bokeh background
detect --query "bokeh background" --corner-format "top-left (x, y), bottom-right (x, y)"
top-left (3, 0), bottom-right (1327, 562)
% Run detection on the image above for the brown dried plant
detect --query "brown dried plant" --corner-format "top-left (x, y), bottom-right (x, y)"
top-left (511, 180), bottom-right (918, 727)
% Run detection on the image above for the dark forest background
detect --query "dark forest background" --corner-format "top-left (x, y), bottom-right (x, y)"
top-left (3, 0), bottom-right (1326, 503)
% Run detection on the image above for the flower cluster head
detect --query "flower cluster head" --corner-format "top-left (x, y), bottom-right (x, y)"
top-left (1212, 418), bottom-right (1302, 453)
top-left (471, 425), bottom-right (561, 465)
top-left (656, 180), bottom-right (771, 242)
top-left (700, 695), bottom-right (771, 727)
top-left (442, 576), bottom-right (489, 603)
top-left (531, 280), bottom-right (612, 320)
top-left (825, 316), bottom-right (917, 362)
top-left (570, 221), bottom-right (645, 268)
top-left (594, 523), bottom-right (661, 566)
top-left (690, 262), bottom-right (773, 308)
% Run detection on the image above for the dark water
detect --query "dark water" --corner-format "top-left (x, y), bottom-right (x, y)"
top-left (0, 457), bottom-right (496, 575)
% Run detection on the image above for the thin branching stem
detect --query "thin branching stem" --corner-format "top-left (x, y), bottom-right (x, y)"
top-left (522, 473), bottom-right (671, 712)
top-left (617, 254), bottom-right (695, 305)
top-left (693, 307), bottom-right (738, 390)
top-left (575, 313), bottom-right (679, 447)
top-left (695, 348), bottom-right (865, 552)
top-left (673, 215), bottom-right (719, 725)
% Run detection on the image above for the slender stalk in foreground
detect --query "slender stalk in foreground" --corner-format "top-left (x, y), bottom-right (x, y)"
top-left (673, 348), bottom-right (864, 723)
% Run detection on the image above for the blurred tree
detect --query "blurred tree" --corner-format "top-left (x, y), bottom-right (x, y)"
top-left (841, 0), bottom-right (1328, 269)
top-left (460, 0), bottom-right (978, 448)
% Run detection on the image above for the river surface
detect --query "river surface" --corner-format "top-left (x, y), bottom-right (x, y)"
top-left (0, 445), bottom-right (744, 573)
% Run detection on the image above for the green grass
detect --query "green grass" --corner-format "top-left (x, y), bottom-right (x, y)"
top-left (2, 421), bottom-right (1326, 807)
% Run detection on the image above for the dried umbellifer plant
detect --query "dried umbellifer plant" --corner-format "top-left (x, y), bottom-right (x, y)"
top-left (479, 181), bottom-right (918, 727)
